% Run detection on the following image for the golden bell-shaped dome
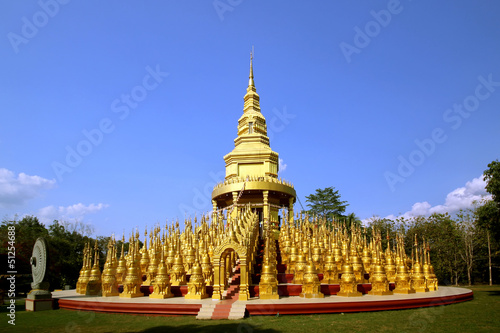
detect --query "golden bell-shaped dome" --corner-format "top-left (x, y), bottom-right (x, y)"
top-left (262, 262), bottom-right (274, 275)
top-left (351, 254), bottom-right (362, 264)
top-left (342, 262), bottom-right (354, 274)
top-left (157, 265), bottom-right (169, 276)
top-left (413, 262), bottom-right (424, 274)
top-left (201, 254), bottom-right (211, 264)
top-left (90, 265), bottom-right (101, 277)
top-left (191, 263), bottom-right (203, 276)
top-left (396, 263), bottom-right (408, 275)
top-left (174, 255), bottom-right (184, 265)
top-left (127, 265), bottom-right (138, 276)
top-left (374, 263), bottom-right (385, 274)
top-left (306, 262), bottom-right (317, 274)
top-left (296, 253), bottom-right (306, 263)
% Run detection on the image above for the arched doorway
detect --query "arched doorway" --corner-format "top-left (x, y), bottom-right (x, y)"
top-left (212, 241), bottom-right (250, 301)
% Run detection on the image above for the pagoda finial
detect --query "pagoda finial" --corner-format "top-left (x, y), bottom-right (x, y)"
top-left (249, 47), bottom-right (255, 88)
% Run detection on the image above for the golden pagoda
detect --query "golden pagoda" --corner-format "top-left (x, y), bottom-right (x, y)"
top-left (120, 236), bottom-right (144, 298)
top-left (71, 53), bottom-right (444, 307)
top-left (300, 245), bottom-right (324, 298)
top-left (185, 258), bottom-right (208, 300)
top-left (211, 52), bottom-right (296, 232)
top-left (102, 238), bottom-right (120, 297)
top-left (368, 255), bottom-right (393, 296)
top-left (149, 248), bottom-right (174, 299)
top-left (337, 248), bottom-right (362, 297)
top-left (292, 251), bottom-right (307, 284)
top-left (423, 240), bottom-right (438, 291)
top-left (115, 236), bottom-right (127, 284)
top-left (170, 254), bottom-right (187, 286)
top-left (321, 252), bottom-right (339, 284)
top-left (393, 234), bottom-right (415, 294)
top-left (85, 240), bottom-right (102, 296)
top-left (259, 234), bottom-right (280, 300)
top-left (76, 242), bottom-right (91, 294)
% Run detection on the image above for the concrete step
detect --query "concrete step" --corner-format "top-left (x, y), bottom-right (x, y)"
top-left (213, 305), bottom-right (233, 310)
top-left (196, 302), bottom-right (217, 320)
top-left (211, 315), bottom-right (230, 320)
top-left (228, 301), bottom-right (247, 320)
top-left (212, 308), bottom-right (232, 319)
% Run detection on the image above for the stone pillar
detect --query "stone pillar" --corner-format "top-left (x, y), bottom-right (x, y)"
top-left (212, 260), bottom-right (222, 300)
top-left (239, 258), bottom-right (250, 301)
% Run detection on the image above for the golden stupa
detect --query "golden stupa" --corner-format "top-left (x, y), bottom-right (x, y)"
top-left (211, 52), bottom-right (296, 231)
top-left (74, 53), bottom-right (439, 303)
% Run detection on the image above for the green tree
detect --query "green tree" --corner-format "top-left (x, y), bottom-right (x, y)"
top-left (478, 160), bottom-right (500, 285)
top-left (456, 209), bottom-right (484, 286)
top-left (484, 160), bottom-right (500, 206)
top-left (47, 220), bottom-right (94, 289)
top-left (405, 214), bottom-right (463, 285)
top-left (305, 187), bottom-right (348, 220)
top-left (364, 216), bottom-right (399, 250)
top-left (476, 200), bottom-right (500, 285)
top-left (345, 212), bottom-right (362, 230)
top-left (480, 160), bottom-right (500, 242)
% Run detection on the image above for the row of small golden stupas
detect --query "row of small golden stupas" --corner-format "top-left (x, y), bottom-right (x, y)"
top-left (76, 207), bottom-right (260, 299)
top-left (275, 214), bottom-right (438, 297)
top-left (75, 207), bottom-right (438, 300)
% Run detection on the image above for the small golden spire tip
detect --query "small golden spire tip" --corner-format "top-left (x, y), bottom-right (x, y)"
top-left (249, 47), bottom-right (255, 87)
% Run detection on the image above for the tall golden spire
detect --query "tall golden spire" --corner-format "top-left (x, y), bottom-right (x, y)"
top-left (248, 50), bottom-right (255, 88)
top-left (243, 49), bottom-right (261, 114)
top-left (217, 50), bottom-right (283, 182)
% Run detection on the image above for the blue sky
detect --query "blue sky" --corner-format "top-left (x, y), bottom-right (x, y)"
top-left (1, 0), bottom-right (499, 236)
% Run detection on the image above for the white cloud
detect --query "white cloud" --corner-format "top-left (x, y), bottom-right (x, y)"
top-left (279, 158), bottom-right (287, 172)
top-left (379, 175), bottom-right (491, 221)
top-left (0, 168), bottom-right (56, 207)
top-left (38, 203), bottom-right (109, 224)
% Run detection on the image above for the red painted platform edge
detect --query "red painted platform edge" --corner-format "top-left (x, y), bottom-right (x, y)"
top-left (246, 291), bottom-right (473, 315)
top-left (56, 299), bottom-right (201, 316)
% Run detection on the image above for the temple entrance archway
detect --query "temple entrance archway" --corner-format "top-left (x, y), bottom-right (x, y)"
top-left (212, 241), bottom-right (250, 301)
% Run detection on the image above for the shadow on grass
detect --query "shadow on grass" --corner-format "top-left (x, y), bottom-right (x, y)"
top-left (140, 323), bottom-right (278, 333)
top-left (485, 290), bottom-right (500, 297)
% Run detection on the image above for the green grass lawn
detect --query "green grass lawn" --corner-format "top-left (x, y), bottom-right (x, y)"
top-left (1, 286), bottom-right (499, 333)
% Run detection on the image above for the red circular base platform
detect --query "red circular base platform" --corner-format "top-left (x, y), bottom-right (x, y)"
top-left (53, 286), bottom-right (473, 318)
